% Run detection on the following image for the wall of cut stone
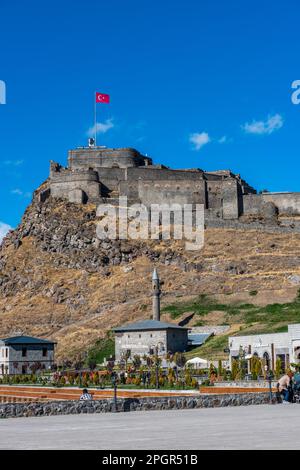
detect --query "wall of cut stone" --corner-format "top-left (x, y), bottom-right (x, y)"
top-left (68, 147), bottom-right (151, 169)
top-left (137, 180), bottom-right (206, 206)
top-left (115, 330), bottom-right (167, 361)
top-left (0, 344), bottom-right (55, 375)
top-left (243, 194), bottom-right (265, 215)
top-left (166, 329), bottom-right (188, 353)
top-left (127, 167), bottom-right (204, 182)
top-left (98, 167), bottom-right (126, 194)
top-left (222, 179), bottom-right (240, 219)
top-left (262, 193), bottom-right (300, 215)
top-left (50, 169), bottom-right (101, 203)
top-left (243, 193), bottom-right (300, 217)
top-left (48, 148), bottom-right (300, 218)
top-left (206, 181), bottom-right (222, 212)
top-left (0, 393), bottom-right (276, 418)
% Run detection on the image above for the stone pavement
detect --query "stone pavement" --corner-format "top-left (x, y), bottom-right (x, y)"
top-left (0, 404), bottom-right (299, 450)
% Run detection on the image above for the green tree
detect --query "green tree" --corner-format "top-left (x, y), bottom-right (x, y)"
top-left (184, 368), bottom-right (193, 387)
top-left (174, 352), bottom-right (186, 368)
top-left (132, 355), bottom-right (141, 369)
top-left (231, 359), bottom-right (240, 380)
top-left (217, 359), bottom-right (223, 378)
top-left (250, 356), bottom-right (262, 380)
top-left (121, 350), bottom-right (131, 371)
top-left (275, 357), bottom-right (282, 379)
top-left (87, 359), bottom-right (97, 371)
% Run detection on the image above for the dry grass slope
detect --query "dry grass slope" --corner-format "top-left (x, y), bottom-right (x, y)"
top-left (1, 196), bottom-right (300, 360)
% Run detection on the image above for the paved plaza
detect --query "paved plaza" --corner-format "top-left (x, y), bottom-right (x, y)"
top-left (0, 404), bottom-right (299, 450)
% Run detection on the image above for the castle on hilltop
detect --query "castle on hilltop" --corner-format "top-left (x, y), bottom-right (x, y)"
top-left (45, 146), bottom-right (300, 220)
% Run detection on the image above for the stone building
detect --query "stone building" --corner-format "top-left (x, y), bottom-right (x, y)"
top-left (228, 323), bottom-right (300, 372)
top-left (0, 335), bottom-right (56, 376)
top-left (113, 269), bottom-right (188, 361)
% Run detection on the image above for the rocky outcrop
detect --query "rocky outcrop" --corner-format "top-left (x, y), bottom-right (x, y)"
top-left (2, 187), bottom-right (300, 359)
top-left (0, 196), bottom-right (195, 301)
top-left (1, 196), bottom-right (195, 278)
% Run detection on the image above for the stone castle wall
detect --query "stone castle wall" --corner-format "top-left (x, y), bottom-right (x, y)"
top-left (50, 162), bottom-right (101, 203)
top-left (262, 192), bottom-right (300, 215)
top-left (47, 146), bottom-right (300, 221)
top-left (69, 147), bottom-right (152, 169)
top-left (137, 179), bottom-right (206, 206)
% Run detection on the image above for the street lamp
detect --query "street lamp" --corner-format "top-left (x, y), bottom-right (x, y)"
top-left (153, 346), bottom-right (160, 389)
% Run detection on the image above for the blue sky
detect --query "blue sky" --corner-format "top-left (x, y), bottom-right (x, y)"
top-left (1, 0), bottom-right (300, 234)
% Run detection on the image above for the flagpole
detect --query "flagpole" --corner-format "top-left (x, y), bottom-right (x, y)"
top-left (94, 91), bottom-right (97, 146)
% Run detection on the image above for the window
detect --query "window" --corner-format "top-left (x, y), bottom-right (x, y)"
top-left (139, 334), bottom-right (141, 338)
top-left (5, 348), bottom-right (8, 358)
top-left (22, 347), bottom-right (27, 357)
top-left (42, 348), bottom-right (47, 357)
top-left (21, 365), bottom-right (27, 374)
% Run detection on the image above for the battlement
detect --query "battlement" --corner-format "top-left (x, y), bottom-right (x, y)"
top-left (50, 161), bottom-right (99, 182)
top-left (68, 146), bottom-right (152, 170)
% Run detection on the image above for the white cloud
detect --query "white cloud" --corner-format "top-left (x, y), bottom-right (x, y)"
top-left (0, 222), bottom-right (12, 243)
top-left (87, 118), bottom-right (114, 137)
top-left (11, 188), bottom-right (23, 195)
top-left (3, 159), bottom-right (23, 166)
top-left (11, 188), bottom-right (31, 198)
top-left (218, 136), bottom-right (227, 143)
top-left (242, 113), bottom-right (283, 135)
top-left (189, 132), bottom-right (211, 150)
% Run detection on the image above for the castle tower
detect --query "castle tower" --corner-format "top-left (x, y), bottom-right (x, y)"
top-left (152, 268), bottom-right (161, 321)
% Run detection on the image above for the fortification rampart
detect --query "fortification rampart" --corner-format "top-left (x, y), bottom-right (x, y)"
top-left (47, 146), bottom-right (300, 221)
top-left (50, 161), bottom-right (101, 203)
top-left (137, 179), bottom-right (206, 206)
top-left (69, 147), bottom-right (152, 169)
top-left (262, 192), bottom-right (300, 215)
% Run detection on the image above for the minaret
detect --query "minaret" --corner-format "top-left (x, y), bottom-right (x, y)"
top-left (152, 268), bottom-right (161, 321)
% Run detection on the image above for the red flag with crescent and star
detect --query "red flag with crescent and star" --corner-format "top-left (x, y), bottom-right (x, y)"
top-left (95, 92), bottom-right (110, 103)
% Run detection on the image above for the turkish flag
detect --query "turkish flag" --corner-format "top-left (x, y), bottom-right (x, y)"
top-left (96, 92), bottom-right (110, 103)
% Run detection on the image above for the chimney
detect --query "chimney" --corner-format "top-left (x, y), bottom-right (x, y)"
top-left (152, 268), bottom-right (161, 321)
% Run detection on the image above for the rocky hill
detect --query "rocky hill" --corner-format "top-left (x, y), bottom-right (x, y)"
top-left (1, 187), bottom-right (300, 361)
